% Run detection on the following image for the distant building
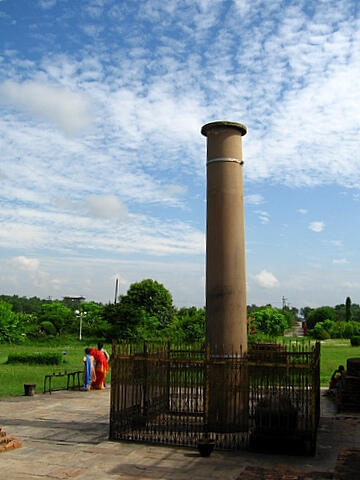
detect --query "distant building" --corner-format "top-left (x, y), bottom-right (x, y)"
top-left (63, 295), bottom-right (85, 303)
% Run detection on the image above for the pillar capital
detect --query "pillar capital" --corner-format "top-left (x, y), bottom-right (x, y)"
top-left (201, 121), bottom-right (247, 137)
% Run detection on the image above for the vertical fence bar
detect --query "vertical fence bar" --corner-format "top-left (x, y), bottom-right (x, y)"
top-left (110, 340), bottom-right (319, 452)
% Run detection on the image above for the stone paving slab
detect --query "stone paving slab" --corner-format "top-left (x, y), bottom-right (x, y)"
top-left (1, 387), bottom-right (360, 479)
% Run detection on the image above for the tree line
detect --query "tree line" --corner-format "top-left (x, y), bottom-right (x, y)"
top-left (1, 279), bottom-right (356, 343)
top-left (301, 297), bottom-right (360, 339)
top-left (0, 280), bottom-right (205, 343)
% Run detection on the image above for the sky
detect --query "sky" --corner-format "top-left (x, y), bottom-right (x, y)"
top-left (0, 0), bottom-right (359, 310)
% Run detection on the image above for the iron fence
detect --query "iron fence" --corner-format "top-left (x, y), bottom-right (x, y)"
top-left (110, 341), bottom-right (320, 453)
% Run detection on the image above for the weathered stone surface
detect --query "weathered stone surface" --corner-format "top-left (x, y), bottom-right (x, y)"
top-left (0, 388), bottom-right (359, 479)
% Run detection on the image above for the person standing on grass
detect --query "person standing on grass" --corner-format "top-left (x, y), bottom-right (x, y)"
top-left (83, 348), bottom-right (95, 391)
top-left (89, 347), bottom-right (109, 390)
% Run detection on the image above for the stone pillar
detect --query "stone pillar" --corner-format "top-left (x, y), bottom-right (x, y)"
top-left (201, 121), bottom-right (248, 433)
top-left (201, 121), bottom-right (248, 356)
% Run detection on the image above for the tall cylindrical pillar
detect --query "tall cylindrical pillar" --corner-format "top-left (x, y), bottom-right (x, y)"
top-left (201, 121), bottom-right (248, 356)
top-left (202, 121), bottom-right (249, 433)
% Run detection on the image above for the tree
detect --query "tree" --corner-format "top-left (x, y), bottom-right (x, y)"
top-left (281, 307), bottom-right (296, 328)
top-left (73, 302), bottom-right (108, 337)
top-left (250, 307), bottom-right (288, 337)
top-left (352, 304), bottom-right (360, 322)
top-left (103, 279), bottom-right (175, 341)
top-left (125, 279), bottom-right (175, 328)
top-left (346, 296), bottom-right (352, 322)
top-left (170, 307), bottom-right (205, 343)
top-left (300, 306), bottom-right (313, 321)
top-left (39, 302), bottom-right (75, 335)
top-left (102, 302), bottom-right (144, 340)
top-left (306, 306), bottom-right (336, 330)
top-left (334, 303), bottom-right (346, 322)
top-left (0, 301), bottom-right (23, 342)
top-left (0, 295), bottom-right (50, 314)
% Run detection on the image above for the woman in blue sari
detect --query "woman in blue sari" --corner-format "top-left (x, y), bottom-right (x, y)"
top-left (83, 348), bottom-right (95, 391)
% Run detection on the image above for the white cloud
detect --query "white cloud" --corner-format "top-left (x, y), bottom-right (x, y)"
top-left (38, 0), bottom-right (56, 9)
top-left (298, 208), bottom-right (308, 214)
top-left (9, 256), bottom-right (40, 272)
top-left (256, 210), bottom-right (270, 224)
top-left (163, 184), bottom-right (187, 198)
top-left (81, 24), bottom-right (104, 37)
top-left (308, 221), bottom-right (325, 232)
top-left (0, 80), bottom-right (93, 136)
top-left (246, 194), bottom-right (264, 205)
top-left (332, 258), bottom-right (348, 264)
top-left (254, 269), bottom-right (279, 289)
top-left (1, 0), bottom-right (360, 308)
top-left (84, 195), bottom-right (128, 221)
top-left (0, 256), bottom-right (205, 307)
top-left (331, 240), bottom-right (343, 247)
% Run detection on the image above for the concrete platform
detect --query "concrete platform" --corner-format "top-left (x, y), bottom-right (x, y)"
top-left (0, 387), bottom-right (359, 479)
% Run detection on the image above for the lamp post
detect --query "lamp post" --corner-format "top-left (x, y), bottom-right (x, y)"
top-left (75, 310), bottom-right (87, 341)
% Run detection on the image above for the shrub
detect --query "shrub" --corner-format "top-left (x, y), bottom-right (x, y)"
top-left (307, 306), bottom-right (336, 330)
top-left (350, 336), bottom-right (360, 346)
top-left (317, 329), bottom-right (331, 340)
top-left (40, 321), bottom-right (57, 336)
top-left (251, 307), bottom-right (288, 337)
top-left (328, 321), bottom-right (360, 339)
top-left (310, 322), bottom-right (331, 340)
top-left (7, 352), bottom-right (62, 365)
top-left (343, 323), bottom-right (355, 339)
top-left (0, 301), bottom-right (24, 343)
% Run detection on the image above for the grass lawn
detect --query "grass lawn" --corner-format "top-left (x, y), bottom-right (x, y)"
top-left (319, 338), bottom-right (360, 387)
top-left (0, 339), bottom-right (112, 398)
top-left (1, 337), bottom-right (360, 397)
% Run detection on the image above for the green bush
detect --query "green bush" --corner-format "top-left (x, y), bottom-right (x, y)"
top-left (307, 306), bottom-right (336, 330)
top-left (343, 323), bottom-right (355, 339)
top-left (310, 323), bottom-right (331, 340)
top-left (40, 321), bottom-right (57, 336)
top-left (310, 319), bottom-right (360, 339)
top-left (350, 336), bottom-right (360, 346)
top-left (7, 352), bottom-right (62, 365)
top-left (250, 307), bottom-right (288, 337)
top-left (318, 329), bottom-right (331, 340)
top-left (0, 301), bottom-right (24, 343)
top-left (330, 321), bottom-right (360, 339)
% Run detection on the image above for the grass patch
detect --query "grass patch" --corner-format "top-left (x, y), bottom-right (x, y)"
top-left (0, 340), bottom-right (112, 398)
top-left (319, 338), bottom-right (360, 387)
top-left (1, 337), bottom-right (360, 397)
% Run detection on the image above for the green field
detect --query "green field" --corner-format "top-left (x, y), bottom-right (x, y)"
top-left (0, 340), bottom-right (112, 398)
top-left (319, 338), bottom-right (360, 386)
top-left (1, 338), bottom-right (360, 397)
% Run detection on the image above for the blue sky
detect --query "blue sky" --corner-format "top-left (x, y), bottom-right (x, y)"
top-left (0, 0), bottom-right (359, 309)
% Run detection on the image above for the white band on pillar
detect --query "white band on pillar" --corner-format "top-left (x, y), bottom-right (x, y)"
top-left (207, 157), bottom-right (243, 165)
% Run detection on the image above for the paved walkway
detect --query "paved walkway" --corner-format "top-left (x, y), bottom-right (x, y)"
top-left (0, 387), bottom-right (360, 479)
top-left (284, 321), bottom-right (304, 337)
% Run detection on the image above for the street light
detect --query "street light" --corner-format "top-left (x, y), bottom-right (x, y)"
top-left (75, 310), bottom-right (87, 341)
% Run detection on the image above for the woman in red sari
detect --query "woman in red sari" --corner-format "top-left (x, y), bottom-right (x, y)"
top-left (89, 347), bottom-right (109, 390)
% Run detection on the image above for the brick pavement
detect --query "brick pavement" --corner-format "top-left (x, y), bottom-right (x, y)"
top-left (0, 387), bottom-right (359, 479)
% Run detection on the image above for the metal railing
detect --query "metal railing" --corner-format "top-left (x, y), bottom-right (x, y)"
top-left (110, 341), bottom-right (320, 453)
